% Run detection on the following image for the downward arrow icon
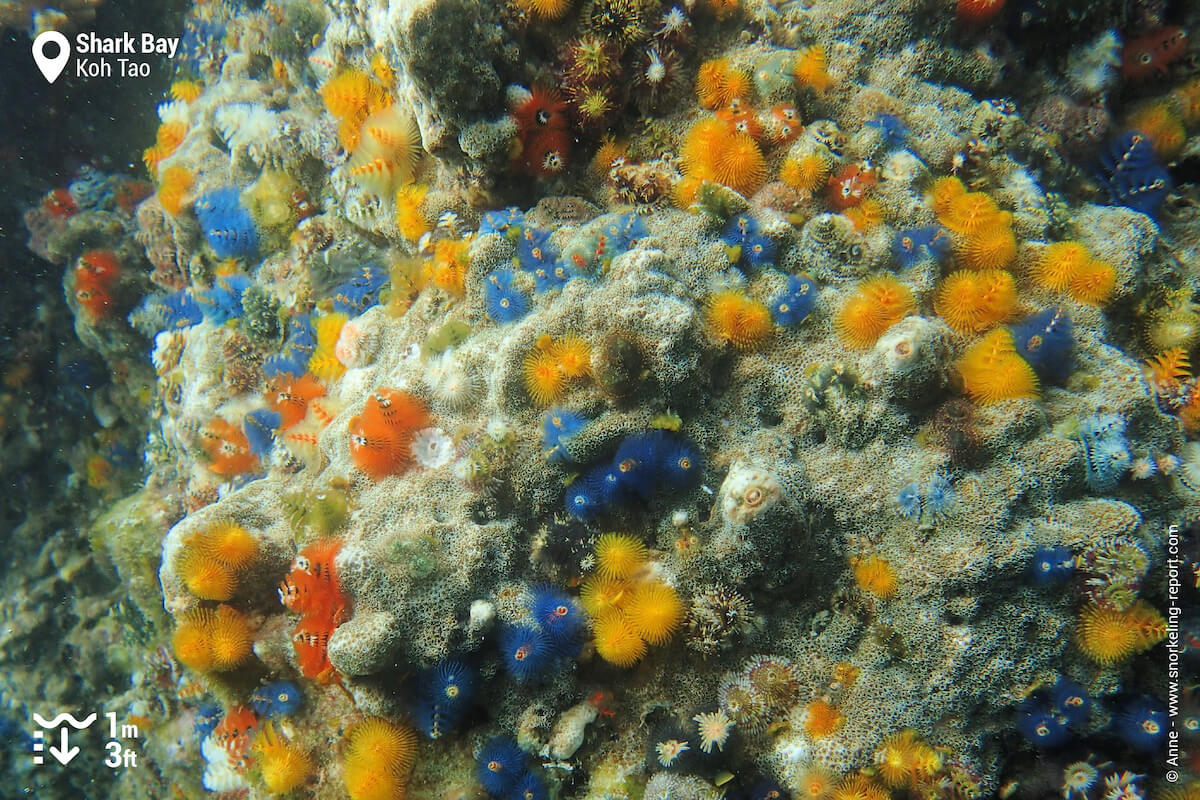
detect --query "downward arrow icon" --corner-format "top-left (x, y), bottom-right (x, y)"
top-left (48, 728), bottom-right (78, 765)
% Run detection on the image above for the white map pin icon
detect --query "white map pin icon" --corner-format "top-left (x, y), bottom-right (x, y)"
top-left (33, 31), bottom-right (70, 84)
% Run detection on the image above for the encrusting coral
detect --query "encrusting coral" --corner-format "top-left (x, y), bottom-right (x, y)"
top-left (17, 0), bottom-right (1200, 798)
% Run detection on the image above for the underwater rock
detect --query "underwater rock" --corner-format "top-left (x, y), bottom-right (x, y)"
top-left (547, 700), bottom-right (598, 760)
top-left (718, 462), bottom-right (782, 526)
top-left (861, 315), bottom-right (952, 400)
top-left (389, 0), bottom-right (511, 132)
top-left (328, 609), bottom-right (401, 676)
top-left (13, 0), bottom-right (1200, 796)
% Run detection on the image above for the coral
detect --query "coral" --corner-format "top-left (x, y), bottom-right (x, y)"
top-left (719, 462), bottom-right (781, 525)
top-left (834, 276), bottom-right (915, 349)
top-left (955, 328), bottom-right (1039, 405)
top-left (34, 2), bottom-right (1200, 796)
top-left (706, 289), bottom-right (773, 349)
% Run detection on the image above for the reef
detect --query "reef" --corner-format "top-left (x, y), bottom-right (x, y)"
top-left (8, 0), bottom-right (1200, 798)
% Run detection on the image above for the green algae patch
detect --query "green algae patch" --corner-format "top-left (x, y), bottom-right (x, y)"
top-left (280, 484), bottom-right (350, 540)
top-left (89, 488), bottom-right (181, 630)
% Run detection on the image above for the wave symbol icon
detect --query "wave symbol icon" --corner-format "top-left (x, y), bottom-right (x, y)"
top-left (33, 713), bottom-right (97, 729)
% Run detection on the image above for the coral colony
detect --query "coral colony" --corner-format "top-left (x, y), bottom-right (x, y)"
top-left (10, 0), bottom-right (1200, 798)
